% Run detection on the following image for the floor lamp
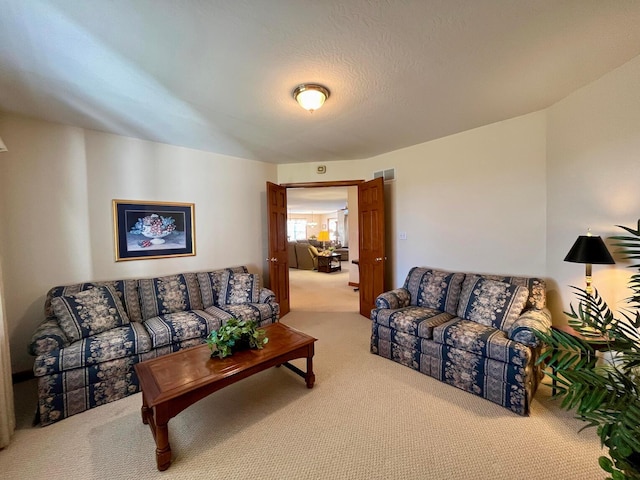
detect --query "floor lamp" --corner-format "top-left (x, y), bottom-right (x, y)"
top-left (317, 230), bottom-right (330, 251)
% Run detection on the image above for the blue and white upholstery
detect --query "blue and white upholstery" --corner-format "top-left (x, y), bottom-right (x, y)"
top-left (29, 267), bottom-right (279, 426)
top-left (371, 267), bottom-right (552, 415)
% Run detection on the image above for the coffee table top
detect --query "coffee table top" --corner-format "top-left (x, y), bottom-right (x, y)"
top-left (135, 322), bottom-right (316, 406)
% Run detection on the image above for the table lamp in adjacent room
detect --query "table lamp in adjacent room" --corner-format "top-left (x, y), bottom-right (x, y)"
top-left (564, 230), bottom-right (615, 297)
top-left (317, 230), bottom-right (330, 251)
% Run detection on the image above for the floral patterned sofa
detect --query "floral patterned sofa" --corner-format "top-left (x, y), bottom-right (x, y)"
top-left (370, 267), bottom-right (552, 415)
top-left (29, 266), bottom-right (279, 426)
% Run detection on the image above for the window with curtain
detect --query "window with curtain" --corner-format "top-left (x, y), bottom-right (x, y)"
top-left (287, 219), bottom-right (307, 240)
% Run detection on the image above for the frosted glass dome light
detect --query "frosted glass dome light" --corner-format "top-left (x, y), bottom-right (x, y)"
top-left (293, 84), bottom-right (330, 112)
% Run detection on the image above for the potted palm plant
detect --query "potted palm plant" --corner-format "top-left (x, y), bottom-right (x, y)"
top-left (536, 220), bottom-right (640, 480)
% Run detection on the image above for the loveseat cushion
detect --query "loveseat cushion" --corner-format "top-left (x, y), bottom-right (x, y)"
top-left (475, 274), bottom-right (546, 310)
top-left (143, 310), bottom-right (218, 348)
top-left (139, 273), bottom-right (203, 320)
top-left (197, 266), bottom-right (248, 308)
top-left (456, 276), bottom-right (529, 331)
top-left (433, 318), bottom-right (531, 366)
top-left (371, 306), bottom-right (454, 340)
top-left (33, 322), bottom-right (152, 376)
top-left (403, 267), bottom-right (465, 315)
top-left (51, 285), bottom-right (131, 342)
top-left (217, 271), bottom-right (261, 305)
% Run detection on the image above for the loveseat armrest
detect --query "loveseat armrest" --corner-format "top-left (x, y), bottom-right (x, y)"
top-left (507, 308), bottom-right (552, 348)
top-left (259, 288), bottom-right (277, 304)
top-left (28, 318), bottom-right (70, 356)
top-left (375, 288), bottom-right (411, 309)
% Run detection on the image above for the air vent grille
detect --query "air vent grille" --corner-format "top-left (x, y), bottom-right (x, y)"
top-left (373, 168), bottom-right (395, 182)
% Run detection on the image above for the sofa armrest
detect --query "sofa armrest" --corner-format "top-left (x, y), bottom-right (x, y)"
top-left (375, 288), bottom-right (411, 309)
top-left (29, 318), bottom-right (70, 356)
top-left (259, 288), bottom-right (277, 304)
top-left (507, 308), bottom-right (552, 348)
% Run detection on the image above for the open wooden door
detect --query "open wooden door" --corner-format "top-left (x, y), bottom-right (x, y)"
top-left (358, 177), bottom-right (386, 317)
top-left (266, 182), bottom-right (290, 316)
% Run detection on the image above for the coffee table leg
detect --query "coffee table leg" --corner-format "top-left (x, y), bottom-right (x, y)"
top-left (155, 422), bottom-right (172, 471)
top-left (140, 392), bottom-right (150, 425)
top-left (306, 348), bottom-right (315, 389)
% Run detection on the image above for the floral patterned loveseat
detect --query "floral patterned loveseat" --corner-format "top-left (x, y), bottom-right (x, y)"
top-left (370, 267), bottom-right (552, 415)
top-left (29, 266), bottom-right (279, 426)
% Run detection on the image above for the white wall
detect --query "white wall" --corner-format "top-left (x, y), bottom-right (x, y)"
top-left (0, 114), bottom-right (277, 372)
top-left (279, 112), bottom-right (548, 289)
top-left (546, 55), bottom-right (640, 323)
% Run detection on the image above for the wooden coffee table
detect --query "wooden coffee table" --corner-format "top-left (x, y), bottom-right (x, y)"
top-left (134, 322), bottom-right (317, 471)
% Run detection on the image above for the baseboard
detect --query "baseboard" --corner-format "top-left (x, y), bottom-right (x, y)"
top-left (12, 370), bottom-right (34, 384)
top-left (348, 282), bottom-right (359, 288)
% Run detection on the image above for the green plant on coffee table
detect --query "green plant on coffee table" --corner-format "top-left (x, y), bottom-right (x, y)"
top-left (206, 318), bottom-right (268, 359)
top-left (535, 219), bottom-right (640, 480)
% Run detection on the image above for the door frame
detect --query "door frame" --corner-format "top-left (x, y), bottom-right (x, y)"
top-left (280, 180), bottom-right (365, 314)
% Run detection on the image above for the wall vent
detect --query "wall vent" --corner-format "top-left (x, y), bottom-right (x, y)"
top-left (373, 168), bottom-right (395, 182)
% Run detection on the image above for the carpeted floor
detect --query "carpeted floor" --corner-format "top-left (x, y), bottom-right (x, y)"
top-left (0, 264), bottom-right (606, 479)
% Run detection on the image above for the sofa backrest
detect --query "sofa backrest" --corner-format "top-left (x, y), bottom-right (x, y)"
top-left (196, 266), bottom-right (248, 308)
top-left (470, 273), bottom-right (546, 310)
top-left (44, 279), bottom-right (142, 322)
top-left (43, 266), bottom-right (251, 322)
top-left (138, 272), bottom-right (204, 320)
top-left (402, 267), bottom-right (466, 315)
top-left (402, 267), bottom-right (546, 314)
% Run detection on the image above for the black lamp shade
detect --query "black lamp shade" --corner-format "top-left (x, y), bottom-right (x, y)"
top-left (564, 235), bottom-right (615, 264)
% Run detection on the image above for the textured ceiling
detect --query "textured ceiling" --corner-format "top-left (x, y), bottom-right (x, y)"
top-left (2, 1), bottom-right (640, 164)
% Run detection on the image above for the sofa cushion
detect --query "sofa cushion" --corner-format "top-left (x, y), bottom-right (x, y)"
top-left (217, 272), bottom-right (261, 305)
top-left (51, 285), bottom-right (131, 342)
top-left (143, 310), bottom-right (219, 348)
top-left (215, 303), bottom-right (279, 327)
top-left (197, 266), bottom-right (248, 308)
top-left (433, 318), bottom-right (531, 366)
top-left (45, 279), bottom-right (142, 323)
top-left (33, 322), bottom-right (151, 376)
top-left (456, 276), bottom-right (528, 331)
top-left (371, 306), bottom-right (454, 340)
top-left (403, 267), bottom-right (465, 315)
top-left (139, 273), bottom-right (203, 319)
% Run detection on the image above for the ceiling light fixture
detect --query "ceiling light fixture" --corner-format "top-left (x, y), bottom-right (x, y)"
top-left (292, 84), bottom-right (330, 112)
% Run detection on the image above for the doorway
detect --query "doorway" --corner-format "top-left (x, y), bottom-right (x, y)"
top-left (266, 178), bottom-right (386, 318)
top-left (286, 183), bottom-right (359, 313)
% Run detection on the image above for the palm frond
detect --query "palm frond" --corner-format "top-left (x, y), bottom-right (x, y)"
top-left (536, 219), bottom-right (640, 479)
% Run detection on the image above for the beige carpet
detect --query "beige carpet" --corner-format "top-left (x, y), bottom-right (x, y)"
top-left (0, 264), bottom-right (606, 479)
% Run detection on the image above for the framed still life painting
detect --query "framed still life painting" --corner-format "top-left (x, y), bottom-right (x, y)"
top-left (113, 200), bottom-right (195, 261)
